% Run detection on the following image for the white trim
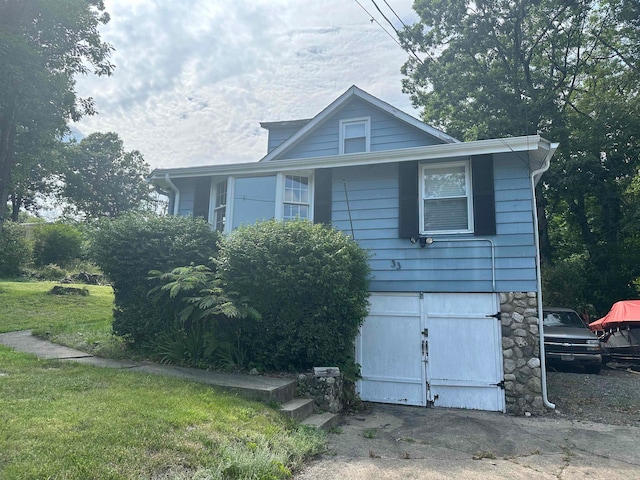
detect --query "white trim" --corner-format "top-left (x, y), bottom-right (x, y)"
top-left (225, 176), bottom-right (235, 233)
top-left (207, 178), bottom-right (216, 226)
top-left (150, 135), bottom-right (554, 184)
top-left (339, 117), bottom-right (371, 155)
top-left (420, 160), bottom-right (473, 235)
top-left (274, 173), bottom-right (284, 220)
top-left (259, 85), bottom-right (459, 162)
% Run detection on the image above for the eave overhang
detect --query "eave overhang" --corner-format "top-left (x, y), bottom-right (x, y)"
top-left (149, 135), bottom-right (558, 190)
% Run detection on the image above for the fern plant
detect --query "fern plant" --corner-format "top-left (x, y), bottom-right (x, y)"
top-left (148, 264), bottom-right (259, 367)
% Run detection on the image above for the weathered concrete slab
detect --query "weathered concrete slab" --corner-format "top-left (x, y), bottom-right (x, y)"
top-left (0, 330), bottom-right (296, 403)
top-left (0, 330), bottom-right (93, 360)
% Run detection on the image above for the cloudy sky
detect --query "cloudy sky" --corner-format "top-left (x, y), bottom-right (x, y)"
top-left (73, 0), bottom-right (421, 170)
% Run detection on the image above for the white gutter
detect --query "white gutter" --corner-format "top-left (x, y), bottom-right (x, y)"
top-left (164, 174), bottom-right (180, 216)
top-left (149, 135), bottom-right (551, 181)
top-left (530, 142), bottom-right (559, 410)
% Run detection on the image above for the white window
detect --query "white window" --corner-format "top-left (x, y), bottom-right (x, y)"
top-left (339, 117), bottom-right (370, 154)
top-left (420, 161), bottom-right (473, 234)
top-left (283, 174), bottom-right (310, 220)
top-left (213, 179), bottom-right (228, 232)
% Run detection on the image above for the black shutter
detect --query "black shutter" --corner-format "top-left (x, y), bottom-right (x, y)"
top-left (399, 161), bottom-right (419, 238)
top-left (472, 154), bottom-right (496, 236)
top-left (314, 168), bottom-right (332, 224)
top-left (193, 177), bottom-right (211, 220)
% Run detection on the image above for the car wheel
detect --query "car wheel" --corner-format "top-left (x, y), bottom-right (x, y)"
top-left (584, 365), bottom-right (601, 375)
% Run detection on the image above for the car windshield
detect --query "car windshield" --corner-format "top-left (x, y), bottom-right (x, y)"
top-left (543, 311), bottom-right (585, 328)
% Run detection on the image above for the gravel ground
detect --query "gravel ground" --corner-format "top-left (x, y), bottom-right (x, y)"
top-left (546, 363), bottom-right (640, 427)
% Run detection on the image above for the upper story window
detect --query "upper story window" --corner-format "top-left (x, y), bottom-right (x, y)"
top-left (283, 174), bottom-right (310, 220)
top-left (213, 179), bottom-right (227, 232)
top-left (339, 117), bottom-right (370, 154)
top-left (420, 160), bottom-right (473, 234)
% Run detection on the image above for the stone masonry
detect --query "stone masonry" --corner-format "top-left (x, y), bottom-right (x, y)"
top-left (297, 367), bottom-right (343, 413)
top-left (500, 292), bottom-right (545, 415)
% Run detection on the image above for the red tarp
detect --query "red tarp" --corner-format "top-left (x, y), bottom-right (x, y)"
top-left (589, 300), bottom-right (640, 332)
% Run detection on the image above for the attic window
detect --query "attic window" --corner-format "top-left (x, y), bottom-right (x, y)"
top-left (339, 117), bottom-right (370, 154)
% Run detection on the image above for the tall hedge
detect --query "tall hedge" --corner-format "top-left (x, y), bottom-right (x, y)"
top-left (32, 223), bottom-right (83, 267)
top-left (217, 220), bottom-right (370, 371)
top-left (0, 221), bottom-right (32, 277)
top-left (89, 213), bottom-right (220, 343)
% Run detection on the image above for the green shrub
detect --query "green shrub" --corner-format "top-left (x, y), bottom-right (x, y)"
top-left (0, 221), bottom-right (32, 277)
top-left (147, 264), bottom-right (259, 367)
top-left (32, 223), bottom-right (83, 267)
top-left (217, 219), bottom-right (370, 371)
top-left (89, 213), bottom-right (220, 344)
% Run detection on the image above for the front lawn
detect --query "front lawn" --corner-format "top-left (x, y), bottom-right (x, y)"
top-left (0, 280), bottom-right (124, 357)
top-left (0, 280), bottom-right (325, 478)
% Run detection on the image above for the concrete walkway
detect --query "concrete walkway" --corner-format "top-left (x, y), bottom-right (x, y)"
top-left (0, 330), bottom-right (296, 403)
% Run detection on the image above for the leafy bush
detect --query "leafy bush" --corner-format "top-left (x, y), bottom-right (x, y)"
top-left (32, 223), bottom-right (83, 267)
top-left (147, 264), bottom-right (259, 367)
top-left (89, 213), bottom-right (220, 344)
top-left (217, 219), bottom-right (370, 371)
top-left (0, 222), bottom-right (32, 277)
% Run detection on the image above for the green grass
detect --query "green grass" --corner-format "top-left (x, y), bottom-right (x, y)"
top-left (0, 348), bottom-right (325, 479)
top-left (0, 280), bottom-right (126, 357)
top-left (0, 281), bottom-right (326, 478)
top-left (0, 280), bottom-right (113, 333)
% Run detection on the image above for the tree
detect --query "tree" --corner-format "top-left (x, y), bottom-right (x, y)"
top-left (62, 132), bottom-right (153, 219)
top-left (400, 0), bottom-right (640, 312)
top-left (0, 0), bottom-right (113, 231)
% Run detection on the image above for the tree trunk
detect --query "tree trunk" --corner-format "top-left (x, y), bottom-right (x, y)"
top-left (0, 101), bottom-right (17, 232)
top-left (10, 193), bottom-right (21, 222)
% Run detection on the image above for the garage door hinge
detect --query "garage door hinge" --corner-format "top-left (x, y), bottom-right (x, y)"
top-left (487, 312), bottom-right (502, 320)
top-left (494, 380), bottom-right (505, 389)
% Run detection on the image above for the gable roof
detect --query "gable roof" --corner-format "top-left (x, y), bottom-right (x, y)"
top-left (259, 85), bottom-right (459, 162)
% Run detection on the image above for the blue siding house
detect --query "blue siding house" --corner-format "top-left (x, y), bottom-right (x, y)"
top-left (150, 86), bottom-right (559, 414)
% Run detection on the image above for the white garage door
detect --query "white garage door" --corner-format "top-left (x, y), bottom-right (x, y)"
top-left (424, 293), bottom-right (505, 412)
top-left (356, 292), bottom-right (505, 412)
top-left (356, 293), bottom-right (425, 406)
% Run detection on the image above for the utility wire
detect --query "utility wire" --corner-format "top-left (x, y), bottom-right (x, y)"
top-left (353, 0), bottom-right (426, 65)
top-left (383, 0), bottom-right (408, 28)
top-left (352, 0), bottom-right (408, 54)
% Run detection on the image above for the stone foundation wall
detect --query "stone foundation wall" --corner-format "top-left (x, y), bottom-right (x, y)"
top-left (297, 367), bottom-right (343, 413)
top-left (500, 292), bottom-right (545, 415)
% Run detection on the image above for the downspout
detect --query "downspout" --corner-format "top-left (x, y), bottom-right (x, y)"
top-left (164, 174), bottom-right (180, 216)
top-left (530, 143), bottom-right (559, 410)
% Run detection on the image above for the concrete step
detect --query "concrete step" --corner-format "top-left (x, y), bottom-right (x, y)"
top-left (280, 398), bottom-right (315, 421)
top-left (301, 412), bottom-right (341, 432)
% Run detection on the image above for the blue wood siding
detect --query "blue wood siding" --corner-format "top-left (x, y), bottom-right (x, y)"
top-left (266, 125), bottom-right (301, 153)
top-left (173, 178), bottom-right (196, 216)
top-left (275, 98), bottom-right (444, 160)
top-left (331, 153), bottom-right (537, 293)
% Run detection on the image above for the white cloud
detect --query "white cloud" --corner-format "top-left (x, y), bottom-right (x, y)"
top-left (75, 0), bottom-right (420, 169)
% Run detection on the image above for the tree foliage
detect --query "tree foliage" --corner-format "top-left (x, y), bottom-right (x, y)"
top-left (400, 0), bottom-right (640, 313)
top-left (0, 0), bottom-right (113, 229)
top-left (62, 132), bottom-right (153, 219)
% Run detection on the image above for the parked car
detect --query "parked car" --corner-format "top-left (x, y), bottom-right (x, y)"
top-left (543, 307), bottom-right (603, 374)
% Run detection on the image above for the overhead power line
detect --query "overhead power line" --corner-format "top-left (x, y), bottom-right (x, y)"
top-left (352, 0), bottom-right (425, 65)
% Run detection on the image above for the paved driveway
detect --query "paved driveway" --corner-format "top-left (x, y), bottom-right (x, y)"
top-left (296, 403), bottom-right (640, 479)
